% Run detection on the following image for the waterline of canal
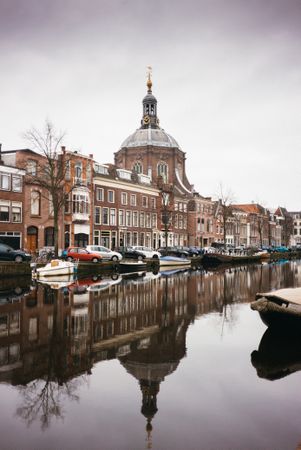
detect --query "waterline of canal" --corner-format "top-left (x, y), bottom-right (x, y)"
top-left (0, 261), bottom-right (301, 449)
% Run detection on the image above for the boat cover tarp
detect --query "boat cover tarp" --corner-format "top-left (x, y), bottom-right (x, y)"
top-left (257, 288), bottom-right (301, 305)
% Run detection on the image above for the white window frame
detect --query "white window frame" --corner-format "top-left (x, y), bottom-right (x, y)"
top-left (108, 190), bottom-right (115, 203)
top-left (95, 206), bottom-right (101, 225)
top-left (121, 192), bottom-right (128, 205)
top-left (12, 176), bottom-right (22, 192)
top-left (130, 194), bottom-right (136, 206)
top-left (110, 208), bottom-right (116, 226)
top-left (0, 173), bottom-right (11, 191)
top-left (0, 200), bottom-right (10, 222)
top-left (96, 188), bottom-right (104, 202)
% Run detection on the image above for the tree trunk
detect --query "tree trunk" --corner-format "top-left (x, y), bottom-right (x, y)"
top-left (53, 210), bottom-right (59, 258)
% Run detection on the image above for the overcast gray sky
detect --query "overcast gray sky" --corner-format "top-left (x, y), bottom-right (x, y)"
top-left (0, 0), bottom-right (300, 209)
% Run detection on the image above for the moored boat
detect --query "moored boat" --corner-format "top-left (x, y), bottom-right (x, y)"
top-left (203, 253), bottom-right (261, 265)
top-left (159, 256), bottom-right (191, 267)
top-left (33, 259), bottom-right (76, 278)
top-left (251, 287), bottom-right (301, 326)
top-left (119, 260), bottom-right (147, 273)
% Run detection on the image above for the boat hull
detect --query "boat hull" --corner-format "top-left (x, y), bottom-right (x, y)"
top-left (203, 253), bottom-right (261, 265)
top-left (159, 256), bottom-right (191, 267)
top-left (35, 260), bottom-right (75, 278)
top-left (119, 261), bottom-right (147, 273)
top-left (251, 296), bottom-right (301, 327)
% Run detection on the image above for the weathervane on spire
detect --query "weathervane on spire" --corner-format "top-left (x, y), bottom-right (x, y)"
top-left (146, 65), bottom-right (152, 92)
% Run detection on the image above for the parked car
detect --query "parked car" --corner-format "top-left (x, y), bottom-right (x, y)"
top-left (157, 246), bottom-right (189, 258)
top-left (86, 245), bottom-right (123, 261)
top-left (131, 246), bottom-right (161, 259)
top-left (272, 246), bottom-right (290, 253)
top-left (115, 246), bottom-right (146, 260)
top-left (0, 243), bottom-right (31, 262)
top-left (177, 246), bottom-right (199, 257)
top-left (65, 247), bottom-right (102, 263)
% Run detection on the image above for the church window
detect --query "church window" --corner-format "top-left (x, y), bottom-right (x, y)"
top-left (133, 162), bottom-right (142, 174)
top-left (157, 162), bottom-right (168, 182)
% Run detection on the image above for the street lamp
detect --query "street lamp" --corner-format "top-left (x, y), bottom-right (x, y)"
top-left (161, 191), bottom-right (170, 251)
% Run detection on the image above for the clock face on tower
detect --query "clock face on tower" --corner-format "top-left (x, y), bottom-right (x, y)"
top-left (143, 115), bottom-right (150, 124)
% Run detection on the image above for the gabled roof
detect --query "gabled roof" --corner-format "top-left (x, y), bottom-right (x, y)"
top-left (274, 206), bottom-right (289, 217)
top-left (1, 148), bottom-right (40, 156)
top-left (233, 203), bottom-right (266, 215)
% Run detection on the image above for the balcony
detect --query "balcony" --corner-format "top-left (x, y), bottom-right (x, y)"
top-left (73, 177), bottom-right (87, 186)
top-left (72, 212), bottom-right (90, 222)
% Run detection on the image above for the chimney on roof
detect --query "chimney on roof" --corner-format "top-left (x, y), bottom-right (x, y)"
top-left (89, 154), bottom-right (93, 159)
top-left (61, 146), bottom-right (66, 153)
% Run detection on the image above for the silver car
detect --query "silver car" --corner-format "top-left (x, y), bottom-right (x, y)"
top-left (131, 246), bottom-right (161, 259)
top-left (85, 245), bottom-right (123, 261)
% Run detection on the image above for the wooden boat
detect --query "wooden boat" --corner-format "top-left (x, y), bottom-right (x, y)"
top-left (202, 253), bottom-right (261, 265)
top-left (159, 256), bottom-right (191, 267)
top-left (119, 260), bottom-right (147, 273)
top-left (33, 259), bottom-right (76, 278)
top-left (251, 287), bottom-right (301, 326)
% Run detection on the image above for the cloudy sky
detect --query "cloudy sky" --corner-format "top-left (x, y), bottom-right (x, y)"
top-left (0, 0), bottom-right (300, 209)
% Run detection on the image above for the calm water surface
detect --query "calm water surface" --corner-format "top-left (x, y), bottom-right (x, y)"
top-left (1, 261), bottom-right (301, 450)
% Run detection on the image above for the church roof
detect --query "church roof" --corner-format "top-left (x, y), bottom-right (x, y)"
top-left (120, 127), bottom-right (180, 149)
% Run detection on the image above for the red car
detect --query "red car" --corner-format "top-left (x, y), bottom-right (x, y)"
top-left (66, 247), bottom-right (102, 263)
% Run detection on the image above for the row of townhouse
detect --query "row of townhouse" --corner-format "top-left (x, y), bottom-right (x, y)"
top-left (0, 146), bottom-right (296, 252)
top-left (0, 147), bottom-right (296, 252)
top-left (0, 147), bottom-right (193, 253)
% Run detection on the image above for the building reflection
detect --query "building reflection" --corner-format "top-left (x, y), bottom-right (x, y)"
top-left (0, 260), bottom-right (298, 429)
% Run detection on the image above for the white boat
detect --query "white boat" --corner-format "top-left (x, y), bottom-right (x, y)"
top-left (251, 287), bottom-right (301, 326)
top-left (159, 256), bottom-right (191, 267)
top-left (33, 259), bottom-right (76, 278)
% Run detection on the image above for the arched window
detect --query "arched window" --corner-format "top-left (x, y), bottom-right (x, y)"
top-left (75, 162), bottom-right (82, 180)
top-left (31, 191), bottom-right (41, 215)
top-left (157, 162), bottom-right (168, 182)
top-left (133, 161), bottom-right (143, 174)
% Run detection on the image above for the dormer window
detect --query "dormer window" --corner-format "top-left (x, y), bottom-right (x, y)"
top-left (94, 164), bottom-right (109, 175)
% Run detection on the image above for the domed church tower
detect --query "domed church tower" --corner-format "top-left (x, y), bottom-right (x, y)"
top-left (114, 70), bottom-right (193, 194)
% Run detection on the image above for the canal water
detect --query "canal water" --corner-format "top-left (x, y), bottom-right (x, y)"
top-left (1, 260), bottom-right (301, 450)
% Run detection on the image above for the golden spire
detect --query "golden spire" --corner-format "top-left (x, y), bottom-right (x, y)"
top-left (147, 65), bottom-right (152, 92)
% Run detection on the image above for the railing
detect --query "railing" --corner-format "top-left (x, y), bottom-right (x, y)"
top-left (73, 177), bottom-right (87, 186)
top-left (72, 212), bottom-right (90, 222)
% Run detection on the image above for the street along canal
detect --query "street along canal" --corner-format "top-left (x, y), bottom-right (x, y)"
top-left (0, 260), bottom-right (301, 450)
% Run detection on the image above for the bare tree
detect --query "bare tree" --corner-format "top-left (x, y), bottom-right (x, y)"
top-left (24, 120), bottom-right (71, 256)
top-left (216, 184), bottom-right (235, 249)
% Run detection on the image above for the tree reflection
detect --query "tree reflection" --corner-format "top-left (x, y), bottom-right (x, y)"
top-left (16, 377), bottom-right (82, 429)
top-left (15, 288), bottom-right (88, 429)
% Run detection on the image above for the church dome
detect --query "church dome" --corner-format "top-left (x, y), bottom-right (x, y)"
top-left (120, 127), bottom-right (180, 149)
top-left (120, 71), bottom-right (181, 150)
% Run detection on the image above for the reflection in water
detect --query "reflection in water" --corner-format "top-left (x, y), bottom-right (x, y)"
top-left (0, 261), bottom-right (300, 437)
top-left (251, 326), bottom-right (301, 381)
